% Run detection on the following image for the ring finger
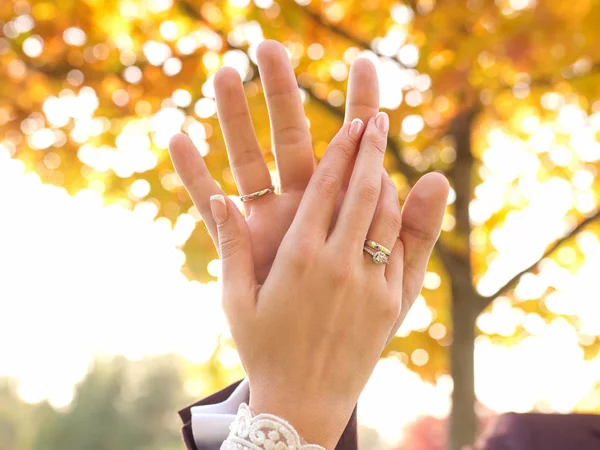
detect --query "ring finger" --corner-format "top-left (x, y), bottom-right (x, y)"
top-left (214, 67), bottom-right (272, 214)
top-left (363, 170), bottom-right (402, 271)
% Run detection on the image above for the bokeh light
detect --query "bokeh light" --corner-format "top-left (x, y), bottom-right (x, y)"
top-left (1, 0), bottom-right (600, 448)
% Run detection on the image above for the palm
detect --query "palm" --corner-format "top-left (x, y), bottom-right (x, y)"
top-left (170, 41), bottom-right (380, 284)
top-left (246, 193), bottom-right (303, 283)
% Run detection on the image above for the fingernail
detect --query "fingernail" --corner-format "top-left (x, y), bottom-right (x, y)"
top-left (210, 195), bottom-right (228, 224)
top-left (375, 112), bottom-right (389, 133)
top-left (348, 118), bottom-right (364, 139)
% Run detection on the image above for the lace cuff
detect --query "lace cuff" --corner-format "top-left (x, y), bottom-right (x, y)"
top-left (220, 403), bottom-right (326, 450)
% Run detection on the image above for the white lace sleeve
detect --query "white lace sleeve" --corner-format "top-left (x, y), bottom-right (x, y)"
top-left (220, 403), bottom-right (326, 450)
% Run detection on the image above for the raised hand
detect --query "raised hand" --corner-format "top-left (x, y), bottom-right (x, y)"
top-left (169, 40), bottom-right (379, 284)
top-left (169, 39), bottom-right (449, 341)
top-left (208, 112), bottom-right (449, 448)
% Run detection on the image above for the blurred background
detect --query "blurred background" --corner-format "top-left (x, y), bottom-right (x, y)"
top-left (1, 0), bottom-right (600, 449)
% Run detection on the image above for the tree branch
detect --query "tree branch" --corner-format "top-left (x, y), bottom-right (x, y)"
top-left (291, 0), bottom-right (409, 69)
top-left (406, 0), bottom-right (418, 12)
top-left (480, 209), bottom-right (600, 309)
top-left (180, 0), bottom-right (420, 184)
top-left (305, 87), bottom-right (416, 183)
top-left (499, 61), bottom-right (600, 91)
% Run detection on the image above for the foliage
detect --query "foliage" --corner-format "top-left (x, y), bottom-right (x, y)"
top-left (2, 0), bottom-right (600, 448)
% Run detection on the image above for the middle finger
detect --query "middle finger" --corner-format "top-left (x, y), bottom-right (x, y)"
top-left (257, 40), bottom-right (314, 193)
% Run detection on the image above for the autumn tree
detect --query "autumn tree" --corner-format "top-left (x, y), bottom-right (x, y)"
top-left (2, 1), bottom-right (600, 449)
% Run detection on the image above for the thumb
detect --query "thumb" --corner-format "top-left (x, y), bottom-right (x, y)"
top-left (209, 195), bottom-right (255, 291)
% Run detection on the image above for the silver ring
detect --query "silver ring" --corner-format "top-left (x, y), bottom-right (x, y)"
top-left (363, 245), bottom-right (389, 265)
top-left (239, 185), bottom-right (275, 202)
top-left (365, 239), bottom-right (391, 256)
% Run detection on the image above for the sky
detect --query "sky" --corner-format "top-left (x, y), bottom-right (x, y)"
top-left (1, 146), bottom-right (600, 446)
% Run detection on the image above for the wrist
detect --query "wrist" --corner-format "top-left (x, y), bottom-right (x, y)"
top-left (249, 391), bottom-right (352, 450)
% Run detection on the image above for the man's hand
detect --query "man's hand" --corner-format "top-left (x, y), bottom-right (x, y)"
top-left (169, 40), bottom-right (380, 283)
top-left (169, 40), bottom-right (449, 339)
top-left (207, 111), bottom-right (448, 449)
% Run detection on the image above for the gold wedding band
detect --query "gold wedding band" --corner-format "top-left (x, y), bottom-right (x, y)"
top-left (363, 245), bottom-right (389, 265)
top-left (239, 185), bottom-right (275, 202)
top-left (364, 240), bottom-right (392, 256)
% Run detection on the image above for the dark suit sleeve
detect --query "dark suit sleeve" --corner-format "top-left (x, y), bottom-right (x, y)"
top-left (335, 406), bottom-right (358, 450)
top-left (178, 381), bottom-right (243, 450)
top-left (178, 380), bottom-right (358, 450)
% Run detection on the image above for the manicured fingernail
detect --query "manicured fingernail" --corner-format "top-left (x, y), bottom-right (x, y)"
top-left (210, 195), bottom-right (228, 224)
top-left (375, 112), bottom-right (389, 133)
top-left (349, 118), bottom-right (364, 139)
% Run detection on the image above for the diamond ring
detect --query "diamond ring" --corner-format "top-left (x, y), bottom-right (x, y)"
top-left (363, 245), bottom-right (389, 265)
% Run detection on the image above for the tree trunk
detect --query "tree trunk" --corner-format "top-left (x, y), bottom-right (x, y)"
top-left (449, 290), bottom-right (478, 450)
top-left (444, 105), bottom-right (480, 450)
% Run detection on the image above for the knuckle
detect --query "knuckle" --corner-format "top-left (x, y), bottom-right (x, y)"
top-left (372, 289), bottom-right (400, 322)
top-left (371, 138), bottom-right (387, 155)
top-left (275, 123), bottom-right (310, 147)
top-left (218, 229), bottom-right (244, 259)
top-left (381, 299), bottom-right (401, 321)
top-left (357, 181), bottom-right (379, 203)
top-left (364, 129), bottom-right (387, 155)
top-left (335, 138), bottom-right (358, 159)
top-left (330, 259), bottom-right (353, 285)
top-left (286, 236), bottom-right (317, 268)
top-left (315, 173), bottom-right (341, 198)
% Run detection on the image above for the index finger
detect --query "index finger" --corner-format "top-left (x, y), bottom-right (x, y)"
top-left (287, 118), bottom-right (365, 240)
top-left (168, 133), bottom-right (223, 245)
top-left (330, 112), bottom-right (390, 248)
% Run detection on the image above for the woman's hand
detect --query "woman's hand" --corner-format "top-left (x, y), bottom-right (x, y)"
top-left (209, 113), bottom-right (449, 448)
top-left (169, 40), bottom-right (380, 284)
